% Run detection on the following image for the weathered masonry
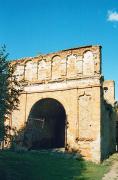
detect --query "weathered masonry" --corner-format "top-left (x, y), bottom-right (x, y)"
top-left (10, 45), bottom-right (116, 162)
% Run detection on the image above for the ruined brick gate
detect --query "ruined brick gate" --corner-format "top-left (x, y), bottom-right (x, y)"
top-left (10, 45), bottom-right (116, 162)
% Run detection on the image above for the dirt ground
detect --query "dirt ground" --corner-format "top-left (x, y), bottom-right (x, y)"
top-left (102, 154), bottom-right (118, 180)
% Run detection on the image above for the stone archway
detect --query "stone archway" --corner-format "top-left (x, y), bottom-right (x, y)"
top-left (23, 98), bottom-right (66, 150)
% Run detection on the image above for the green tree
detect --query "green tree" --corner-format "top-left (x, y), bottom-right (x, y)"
top-left (0, 46), bottom-right (21, 141)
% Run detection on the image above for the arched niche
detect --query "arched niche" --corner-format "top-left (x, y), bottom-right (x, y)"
top-left (25, 60), bottom-right (37, 81)
top-left (13, 63), bottom-right (25, 81)
top-left (67, 54), bottom-right (82, 78)
top-left (83, 51), bottom-right (94, 76)
top-left (78, 93), bottom-right (93, 138)
top-left (38, 59), bottom-right (51, 81)
top-left (51, 55), bottom-right (66, 79)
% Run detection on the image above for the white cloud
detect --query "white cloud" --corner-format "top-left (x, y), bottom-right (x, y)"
top-left (107, 10), bottom-right (118, 22)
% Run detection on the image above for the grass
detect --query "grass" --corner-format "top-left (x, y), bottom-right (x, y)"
top-left (0, 150), bottom-right (110, 180)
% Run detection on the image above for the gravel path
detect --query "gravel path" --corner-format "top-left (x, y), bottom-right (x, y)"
top-left (102, 161), bottom-right (118, 180)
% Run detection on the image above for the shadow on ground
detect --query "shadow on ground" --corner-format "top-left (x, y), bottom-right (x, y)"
top-left (0, 150), bottom-right (87, 180)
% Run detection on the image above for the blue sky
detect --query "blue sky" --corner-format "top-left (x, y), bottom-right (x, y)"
top-left (0, 0), bottom-right (118, 99)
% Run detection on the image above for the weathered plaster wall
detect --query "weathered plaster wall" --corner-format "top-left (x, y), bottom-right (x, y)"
top-left (101, 80), bottom-right (116, 159)
top-left (12, 85), bottom-right (101, 162)
top-left (10, 45), bottom-right (116, 163)
top-left (13, 46), bottom-right (101, 83)
top-left (103, 80), bottom-right (115, 105)
top-left (101, 100), bottom-right (116, 159)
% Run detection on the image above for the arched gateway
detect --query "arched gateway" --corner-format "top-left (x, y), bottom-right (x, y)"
top-left (10, 45), bottom-right (116, 163)
top-left (23, 98), bottom-right (66, 149)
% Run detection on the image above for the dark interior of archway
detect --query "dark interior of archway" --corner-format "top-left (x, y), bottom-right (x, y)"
top-left (23, 98), bottom-right (66, 150)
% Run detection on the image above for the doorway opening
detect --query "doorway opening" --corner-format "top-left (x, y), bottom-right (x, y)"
top-left (23, 98), bottom-right (66, 150)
